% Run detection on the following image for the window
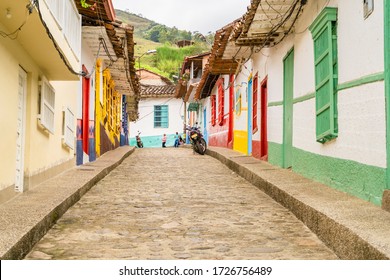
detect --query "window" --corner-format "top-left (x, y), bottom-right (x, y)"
top-left (154, 105), bottom-right (169, 128)
top-left (210, 95), bottom-right (216, 126)
top-left (309, 7), bottom-right (338, 143)
top-left (252, 73), bottom-right (259, 133)
top-left (38, 77), bottom-right (55, 134)
top-left (62, 107), bottom-right (75, 149)
top-left (217, 79), bottom-right (224, 125)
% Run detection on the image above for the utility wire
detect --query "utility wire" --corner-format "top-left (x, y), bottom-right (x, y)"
top-left (35, 0), bottom-right (85, 76)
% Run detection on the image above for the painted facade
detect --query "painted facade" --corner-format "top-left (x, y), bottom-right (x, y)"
top-left (75, 0), bottom-right (139, 165)
top-left (176, 53), bottom-right (211, 142)
top-left (0, 0), bottom-right (139, 203)
top-left (194, 0), bottom-right (389, 207)
top-left (254, 1), bottom-right (386, 206)
top-left (0, 0), bottom-right (81, 202)
top-left (130, 71), bottom-right (181, 148)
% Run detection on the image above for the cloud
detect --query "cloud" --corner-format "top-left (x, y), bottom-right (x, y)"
top-left (112, 0), bottom-right (247, 34)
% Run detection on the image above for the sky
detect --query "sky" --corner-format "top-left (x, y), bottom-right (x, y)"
top-left (111, 0), bottom-right (249, 34)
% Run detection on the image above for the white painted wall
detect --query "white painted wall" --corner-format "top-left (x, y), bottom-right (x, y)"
top-left (129, 97), bottom-right (184, 138)
top-left (234, 59), bottom-right (252, 132)
top-left (338, 0), bottom-right (384, 83)
top-left (249, 0), bottom-right (386, 168)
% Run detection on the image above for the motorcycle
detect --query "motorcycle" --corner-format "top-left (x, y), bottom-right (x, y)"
top-left (186, 124), bottom-right (207, 155)
top-left (135, 131), bottom-right (143, 148)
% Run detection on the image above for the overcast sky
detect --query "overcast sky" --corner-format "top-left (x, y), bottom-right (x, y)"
top-left (112, 0), bottom-right (249, 34)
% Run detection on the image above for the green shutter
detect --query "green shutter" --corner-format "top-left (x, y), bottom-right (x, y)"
top-left (310, 8), bottom-right (338, 143)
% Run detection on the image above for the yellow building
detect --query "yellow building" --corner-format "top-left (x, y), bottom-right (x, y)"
top-left (0, 0), bottom-right (81, 203)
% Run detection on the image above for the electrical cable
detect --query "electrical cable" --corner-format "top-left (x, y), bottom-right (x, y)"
top-left (0, 6), bottom-right (31, 40)
top-left (34, 0), bottom-right (85, 76)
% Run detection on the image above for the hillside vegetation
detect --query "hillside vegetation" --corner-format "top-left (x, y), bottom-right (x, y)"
top-left (115, 9), bottom-right (213, 80)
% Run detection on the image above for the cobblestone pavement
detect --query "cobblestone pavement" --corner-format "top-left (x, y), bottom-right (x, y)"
top-left (26, 148), bottom-right (337, 260)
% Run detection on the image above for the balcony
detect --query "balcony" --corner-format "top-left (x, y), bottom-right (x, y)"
top-left (0, 0), bottom-right (81, 80)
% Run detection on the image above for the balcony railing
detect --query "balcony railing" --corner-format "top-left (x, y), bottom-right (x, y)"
top-left (44, 0), bottom-right (81, 60)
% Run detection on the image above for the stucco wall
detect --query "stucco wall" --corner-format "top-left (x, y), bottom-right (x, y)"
top-left (129, 97), bottom-right (184, 140)
top-left (0, 24), bottom-right (78, 192)
top-left (250, 0), bottom-right (386, 169)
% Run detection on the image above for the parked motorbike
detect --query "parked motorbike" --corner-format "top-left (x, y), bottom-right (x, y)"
top-left (186, 124), bottom-right (207, 155)
top-left (135, 131), bottom-right (143, 148)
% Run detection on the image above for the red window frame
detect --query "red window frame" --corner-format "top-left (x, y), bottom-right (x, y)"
top-left (210, 95), bottom-right (216, 126)
top-left (217, 79), bottom-right (224, 126)
top-left (252, 73), bottom-right (259, 133)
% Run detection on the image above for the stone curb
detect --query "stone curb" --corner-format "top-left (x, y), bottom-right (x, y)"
top-left (206, 147), bottom-right (390, 260)
top-left (0, 146), bottom-right (135, 260)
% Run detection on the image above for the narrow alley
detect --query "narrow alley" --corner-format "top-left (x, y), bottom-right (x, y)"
top-left (25, 148), bottom-right (336, 260)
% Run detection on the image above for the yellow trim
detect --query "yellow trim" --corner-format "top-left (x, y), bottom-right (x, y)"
top-left (95, 59), bottom-right (102, 156)
top-left (101, 68), bottom-right (120, 145)
top-left (233, 130), bottom-right (248, 155)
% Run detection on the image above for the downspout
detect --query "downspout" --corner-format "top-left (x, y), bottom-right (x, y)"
top-left (383, 0), bottom-right (390, 210)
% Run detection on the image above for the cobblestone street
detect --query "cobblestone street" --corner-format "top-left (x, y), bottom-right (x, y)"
top-left (26, 148), bottom-right (337, 260)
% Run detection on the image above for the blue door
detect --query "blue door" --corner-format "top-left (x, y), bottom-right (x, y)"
top-left (247, 77), bottom-right (253, 155)
top-left (203, 107), bottom-right (208, 144)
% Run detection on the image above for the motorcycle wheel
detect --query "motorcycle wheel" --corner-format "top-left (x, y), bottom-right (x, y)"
top-left (193, 142), bottom-right (199, 153)
top-left (196, 139), bottom-right (206, 155)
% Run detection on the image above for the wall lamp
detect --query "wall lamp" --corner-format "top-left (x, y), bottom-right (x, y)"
top-left (6, 8), bottom-right (11, 19)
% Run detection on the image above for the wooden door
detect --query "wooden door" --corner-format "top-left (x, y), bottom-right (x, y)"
top-left (82, 71), bottom-right (90, 155)
top-left (260, 77), bottom-right (268, 160)
top-left (247, 77), bottom-right (253, 155)
top-left (228, 74), bottom-right (234, 147)
top-left (283, 49), bottom-right (294, 168)
top-left (15, 67), bottom-right (27, 192)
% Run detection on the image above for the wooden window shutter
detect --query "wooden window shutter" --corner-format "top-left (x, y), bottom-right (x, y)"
top-left (217, 80), bottom-right (224, 126)
top-left (252, 73), bottom-right (259, 132)
top-left (310, 8), bottom-right (338, 143)
top-left (38, 77), bottom-right (55, 134)
top-left (62, 107), bottom-right (75, 149)
top-left (211, 95), bottom-right (216, 126)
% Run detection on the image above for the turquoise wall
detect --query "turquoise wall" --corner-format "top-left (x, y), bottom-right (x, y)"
top-left (268, 142), bottom-right (386, 205)
top-left (130, 134), bottom-right (177, 148)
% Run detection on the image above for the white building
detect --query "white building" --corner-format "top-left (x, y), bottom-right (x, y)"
top-left (129, 70), bottom-right (183, 147)
top-left (195, 0), bottom-right (390, 209)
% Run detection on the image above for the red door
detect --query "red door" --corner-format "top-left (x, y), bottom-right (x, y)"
top-left (82, 66), bottom-right (90, 155)
top-left (228, 74), bottom-right (234, 148)
top-left (260, 77), bottom-right (268, 160)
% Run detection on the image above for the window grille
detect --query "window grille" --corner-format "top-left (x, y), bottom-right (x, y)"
top-left (154, 105), bottom-right (169, 128)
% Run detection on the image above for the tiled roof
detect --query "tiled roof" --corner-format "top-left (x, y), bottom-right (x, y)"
top-left (194, 21), bottom-right (239, 100)
top-left (139, 69), bottom-right (173, 85)
top-left (141, 85), bottom-right (177, 98)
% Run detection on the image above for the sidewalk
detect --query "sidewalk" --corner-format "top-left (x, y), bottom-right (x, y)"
top-left (1, 145), bottom-right (389, 259)
top-left (0, 146), bottom-right (135, 260)
top-left (206, 146), bottom-right (390, 260)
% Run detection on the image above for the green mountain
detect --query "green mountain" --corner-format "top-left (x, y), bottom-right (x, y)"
top-left (115, 10), bottom-right (156, 38)
top-left (115, 9), bottom-right (212, 80)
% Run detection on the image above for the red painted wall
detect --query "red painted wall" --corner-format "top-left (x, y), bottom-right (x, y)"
top-left (252, 140), bottom-right (261, 159)
top-left (208, 116), bottom-right (229, 148)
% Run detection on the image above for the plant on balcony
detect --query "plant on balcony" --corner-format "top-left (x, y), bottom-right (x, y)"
top-left (80, 0), bottom-right (97, 10)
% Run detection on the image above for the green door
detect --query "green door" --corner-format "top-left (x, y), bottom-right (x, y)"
top-left (283, 48), bottom-right (294, 168)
